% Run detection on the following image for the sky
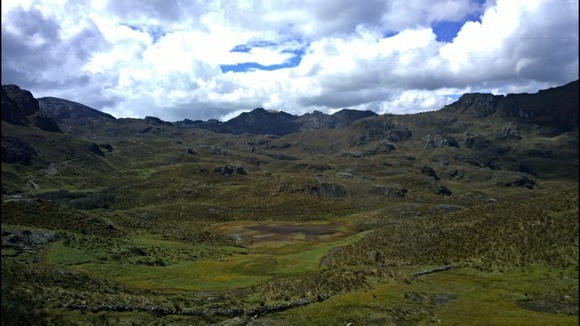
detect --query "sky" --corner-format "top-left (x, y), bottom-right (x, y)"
top-left (2, 0), bottom-right (578, 122)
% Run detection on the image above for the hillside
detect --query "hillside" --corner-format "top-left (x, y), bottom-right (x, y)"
top-left (1, 81), bottom-right (578, 325)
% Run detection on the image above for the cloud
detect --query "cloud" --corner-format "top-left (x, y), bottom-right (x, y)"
top-left (1, 0), bottom-right (577, 122)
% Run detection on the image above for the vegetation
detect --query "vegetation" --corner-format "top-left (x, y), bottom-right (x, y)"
top-left (1, 82), bottom-right (578, 324)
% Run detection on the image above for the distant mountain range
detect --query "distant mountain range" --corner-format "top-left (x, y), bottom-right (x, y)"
top-left (2, 79), bottom-right (578, 325)
top-left (19, 79), bottom-right (575, 138)
top-left (173, 108), bottom-right (378, 136)
top-left (1, 79), bottom-right (578, 195)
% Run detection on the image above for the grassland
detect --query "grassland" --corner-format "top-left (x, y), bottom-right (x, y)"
top-left (2, 96), bottom-right (579, 325)
top-left (2, 184), bottom-right (577, 325)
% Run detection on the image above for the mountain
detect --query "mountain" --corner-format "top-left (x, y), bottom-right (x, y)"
top-left (2, 85), bottom-right (61, 132)
top-left (1, 81), bottom-right (578, 325)
top-left (35, 81), bottom-right (578, 139)
top-left (173, 107), bottom-right (378, 135)
top-left (442, 80), bottom-right (578, 135)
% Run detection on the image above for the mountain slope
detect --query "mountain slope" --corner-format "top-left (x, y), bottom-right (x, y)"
top-left (1, 81), bottom-right (578, 325)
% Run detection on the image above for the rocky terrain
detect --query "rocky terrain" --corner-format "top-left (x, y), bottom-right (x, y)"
top-left (1, 81), bottom-right (578, 325)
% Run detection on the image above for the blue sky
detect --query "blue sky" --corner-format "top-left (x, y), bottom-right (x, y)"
top-left (433, 20), bottom-right (471, 43)
top-left (220, 46), bottom-right (304, 73)
top-left (432, 0), bottom-right (486, 42)
top-left (2, 0), bottom-right (578, 122)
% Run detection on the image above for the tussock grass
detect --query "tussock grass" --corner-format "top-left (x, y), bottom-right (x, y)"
top-left (2, 95), bottom-right (578, 324)
top-left (329, 188), bottom-right (579, 271)
top-left (278, 265), bottom-right (578, 325)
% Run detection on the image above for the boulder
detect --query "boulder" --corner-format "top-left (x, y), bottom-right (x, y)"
top-left (304, 182), bottom-right (348, 197)
top-left (89, 143), bottom-right (106, 157)
top-left (214, 165), bottom-right (247, 176)
top-left (182, 146), bottom-right (198, 155)
top-left (447, 168), bottom-right (459, 178)
top-left (432, 183), bottom-right (452, 196)
top-left (496, 174), bottom-right (536, 189)
top-left (319, 182), bottom-right (347, 197)
top-left (422, 133), bottom-right (460, 149)
top-left (370, 185), bottom-right (408, 198)
top-left (464, 135), bottom-right (491, 150)
top-left (496, 122), bottom-right (521, 140)
top-left (420, 166), bottom-right (440, 180)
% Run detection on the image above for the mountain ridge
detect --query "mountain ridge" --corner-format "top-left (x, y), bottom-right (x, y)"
top-left (30, 79), bottom-right (578, 138)
top-left (1, 80), bottom-right (578, 325)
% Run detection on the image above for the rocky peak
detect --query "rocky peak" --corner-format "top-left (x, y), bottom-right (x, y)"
top-left (144, 116), bottom-right (173, 126)
top-left (298, 110), bottom-right (341, 131)
top-left (442, 93), bottom-right (502, 117)
top-left (499, 80), bottom-right (578, 133)
top-left (2, 85), bottom-right (61, 132)
top-left (39, 97), bottom-right (116, 121)
top-left (442, 80), bottom-right (578, 133)
top-left (222, 108), bottom-right (300, 136)
top-left (2, 84), bottom-right (40, 125)
top-left (331, 109), bottom-right (378, 125)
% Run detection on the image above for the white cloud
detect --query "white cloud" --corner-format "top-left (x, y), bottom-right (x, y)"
top-left (1, 0), bottom-right (577, 122)
top-left (383, 0), bottom-right (480, 30)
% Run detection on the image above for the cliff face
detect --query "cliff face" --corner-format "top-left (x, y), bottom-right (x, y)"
top-left (500, 80), bottom-right (579, 132)
top-left (443, 80), bottom-right (578, 133)
top-left (443, 93), bottom-right (503, 118)
top-left (2, 85), bottom-right (62, 133)
top-left (2, 84), bottom-right (40, 125)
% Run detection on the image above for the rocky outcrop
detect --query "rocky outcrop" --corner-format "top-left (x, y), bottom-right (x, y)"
top-left (347, 117), bottom-right (412, 146)
top-left (331, 109), bottom-right (377, 125)
top-left (443, 93), bottom-right (501, 117)
top-left (89, 143), bottom-right (106, 157)
top-left (214, 165), bottom-right (247, 176)
top-left (420, 166), bottom-right (440, 180)
top-left (304, 182), bottom-right (348, 197)
top-left (422, 133), bottom-right (460, 149)
top-left (144, 116), bottom-right (173, 126)
top-left (1, 136), bottom-right (36, 165)
top-left (341, 141), bottom-right (396, 157)
top-left (39, 97), bottom-right (116, 121)
top-left (497, 173), bottom-right (537, 189)
top-left (443, 80), bottom-right (578, 133)
top-left (432, 183), bottom-right (452, 196)
top-left (297, 110), bottom-right (341, 131)
top-left (2, 85), bottom-right (38, 125)
top-left (496, 122), bottom-right (521, 141)
top-left (2, 229), bottom-right (61, 252)
top-left (363, 141), bottom-right (396, 156)
top-left (64, 293), bottom-right (330, 319)
top-left (182, 145), bottom-right (198, 155)
top-left (500, 80), bottom-right (579, 132)
top-left (319, 182), bottom-right (348, 197)
top-left (2, 85), bottom-right (62, 132)
top-left (369, 185), bottom-right (408, 198)
top-left (464, 134), bottom-right (491, 150)
top-left (412, 264), bottom-right (454, 277)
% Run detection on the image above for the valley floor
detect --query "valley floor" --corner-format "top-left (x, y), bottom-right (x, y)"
top-left (2, 186), bottom-right (578, 325)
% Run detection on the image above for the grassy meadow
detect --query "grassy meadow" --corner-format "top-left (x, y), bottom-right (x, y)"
top-left (2, 95), bottom-right (579, 325)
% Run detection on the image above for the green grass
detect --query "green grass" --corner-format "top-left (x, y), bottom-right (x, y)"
top-left (43, 241), bottom-right (109, 265)
top-left (2, 92), bottom-right (579, 325)
top-left (279, 265), bottom-right (578, 325)
top-left (48, 221), bottom-right (367, 292)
